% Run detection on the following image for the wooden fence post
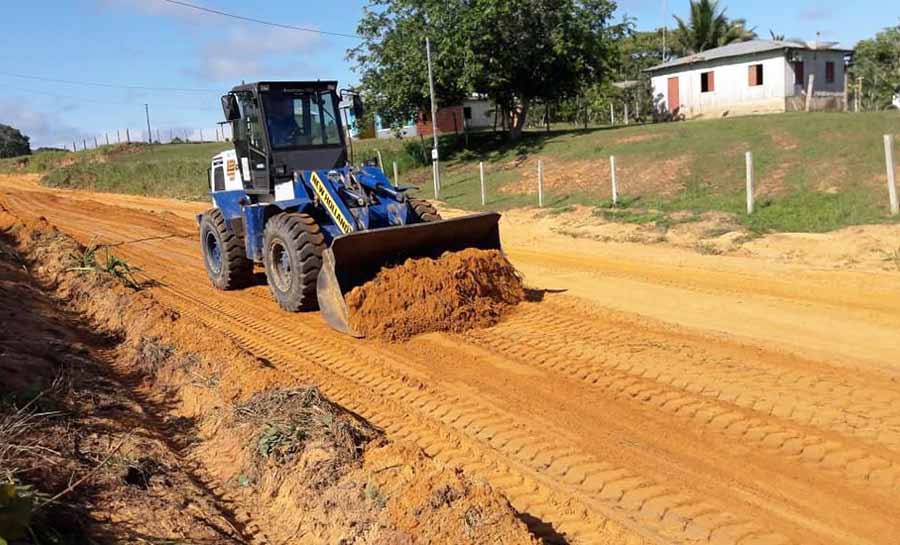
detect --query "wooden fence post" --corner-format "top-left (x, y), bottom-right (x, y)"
top-left (126, 128), bottom-right (130, 143)
top-left (745, 151), bottom-right (755, 215)
top-left (884, 135), bottom-right (899, 216)
top-left (376, 149), bottom-right (384, 169)
top-left (392, 161), bottom-right (399, 186)
top-left (610, 156), bottom-right (618, 206)
top-left (805, 74), bottom-right (815, 112)
top-left (479, 161), bottom-right (486, 206)
top-left (538, 160), bottom-right (544, 208)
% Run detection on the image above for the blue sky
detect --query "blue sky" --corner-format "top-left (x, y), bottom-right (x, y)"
top-left (1, 0), bottom-right (894, 148)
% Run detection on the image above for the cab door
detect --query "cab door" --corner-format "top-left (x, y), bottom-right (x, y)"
top-left (232, 93), bottom-right (270, 195)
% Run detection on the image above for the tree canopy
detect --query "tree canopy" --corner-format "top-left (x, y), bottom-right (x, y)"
top-left (0, 124), bottom-right (31, 159)
top-left (349, 0), bottom-right (620, 140)
top-left (850, 24), bottom-right (900, 110)
top-left (672, 0), bottom-right (755, 55)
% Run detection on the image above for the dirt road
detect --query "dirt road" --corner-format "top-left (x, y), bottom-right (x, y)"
top-left (3, 175), bottom-right (899, 545)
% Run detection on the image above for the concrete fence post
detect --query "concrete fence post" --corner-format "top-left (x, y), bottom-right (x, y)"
top-left (609, 104), bottom-right (615, 126)
top-left (884, 135), bottom-right (899, 216)
top-left (610, 155), bottom-right (618, 206)
top-left (624, 103), bottom-right (629, 126)
top-left (479, 161), bottom-right (486, 206)
top-left (805, 74), bottom-right (815, 112)
top-left (745, 151), bottom-right (755, 215)
top-left (376, 149), bottom-right (384, 169)
top-left (392, 161), bottom-right (399, 186)
top-left (538, 160), bottom-right (544, 208)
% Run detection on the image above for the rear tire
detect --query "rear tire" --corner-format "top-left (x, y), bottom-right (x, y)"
top-left (200, 208), bottom-right (253, 290)
top-left (263, 212), bottom-right (325, 312)
top-left (408, 198), bottom-right (442, 223)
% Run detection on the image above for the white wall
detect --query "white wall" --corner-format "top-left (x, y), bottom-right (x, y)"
top-left (651, 51), bottom-right (788, 117)
top-left (783, 50), bottom-right (847, 96)
top-left (463, 99), bottom-right (494, 128)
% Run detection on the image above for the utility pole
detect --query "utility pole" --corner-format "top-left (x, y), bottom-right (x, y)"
top-left (662, 0), bottom-right (669, 61)
top-left (426, 37), bottom-right (441, 198)
top-left (145, 104), bottom-right (153, 144)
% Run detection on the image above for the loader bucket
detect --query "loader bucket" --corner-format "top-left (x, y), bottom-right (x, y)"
top-left (317, 212), bottom-right (502, 336)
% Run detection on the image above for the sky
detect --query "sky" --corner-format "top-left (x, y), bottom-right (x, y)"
top-left (1, 0), bottom-right (895, 148)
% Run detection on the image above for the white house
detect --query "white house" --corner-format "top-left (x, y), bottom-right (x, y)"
top-left (646, 40), bottom-right (852, 118)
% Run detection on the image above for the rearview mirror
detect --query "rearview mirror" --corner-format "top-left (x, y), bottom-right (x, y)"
top-left (352, 95), bottom-right (365, 120)
top-left (221, 94), bottom-right (241, 122)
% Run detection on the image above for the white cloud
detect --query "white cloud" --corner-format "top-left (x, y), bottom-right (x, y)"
top-left (0, 97), bottom-right (92, 149)
top-left (190, 26), bottom-right (321, 82)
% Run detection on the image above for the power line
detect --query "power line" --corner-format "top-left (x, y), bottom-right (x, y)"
top-left (159, 0), bottom-right (362, 39)
top-left (0, 71), bottom-right (217, 93)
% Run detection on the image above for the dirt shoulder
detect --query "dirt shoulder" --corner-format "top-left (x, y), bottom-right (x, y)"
top-left (0, 203), bottom-right (537, 545)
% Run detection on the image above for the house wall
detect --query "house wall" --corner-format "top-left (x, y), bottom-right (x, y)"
top-left (416, 100), bottom-right (495, 136)
top-left (416, 105), bottom-right (465, 137)
top-left (463, 99), bottom-right (494, 129)
top-left (782, 49), bottom-right (847, 96)
top-left (651, 51), bottom-right (788, 118)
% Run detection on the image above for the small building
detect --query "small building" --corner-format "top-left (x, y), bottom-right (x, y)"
top-left (646, 40), bottom-right (852, 118)
top-left (415, 96), bottom-right (495, 137)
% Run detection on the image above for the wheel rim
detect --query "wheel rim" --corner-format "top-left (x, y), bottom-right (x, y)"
top-left (270, 239), bottom-right (292, 292)
top-left (205, 230), bottom-right (222, 275)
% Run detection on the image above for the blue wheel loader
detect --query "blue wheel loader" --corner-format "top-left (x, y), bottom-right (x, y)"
top-left (198, 81), bottom-right (501, 336)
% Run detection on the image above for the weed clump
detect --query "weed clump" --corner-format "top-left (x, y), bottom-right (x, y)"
top-left (235, 387), bottom-right (378, 475)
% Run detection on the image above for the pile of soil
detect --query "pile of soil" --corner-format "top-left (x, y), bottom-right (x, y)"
top-left (346, 248), bottom-right (525, 341)
top-left (0, 201), bottom-right (538, 545)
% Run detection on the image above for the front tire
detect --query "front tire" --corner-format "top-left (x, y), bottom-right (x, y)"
top-left (263, 212), bottom-right (325, 311)
top-left (200, 208), bottom-right (253, 290)
top-left (408, 198), bottom-right (442, 223)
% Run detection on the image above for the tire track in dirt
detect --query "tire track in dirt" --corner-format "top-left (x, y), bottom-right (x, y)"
top-left (483, 300), bottom-right (900, 455)
top-left (3, 182), bottom-right (899, 545)
top-left (460, 323), bottom-right (900, 496)
top-left (150, 283), bottom-right (794, 545)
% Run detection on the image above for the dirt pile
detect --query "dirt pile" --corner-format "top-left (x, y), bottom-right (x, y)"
top-left (0, 203), bottom-right (538, 545)
top-left (346, 248), bottom-right (525, 341)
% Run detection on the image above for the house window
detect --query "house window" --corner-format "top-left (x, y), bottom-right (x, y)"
top-left (748, 64), bottom-right (764, 86)
top-left (748, 64), bottom-right (763, 87)
top-left (825, 62), bottom-right (835, 84)
top-left (701, 71), bottom-right (715, 93)
top-left (793, 61), bottom-right (804, 86)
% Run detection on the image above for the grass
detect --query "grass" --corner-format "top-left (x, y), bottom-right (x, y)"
top-left (2, 111), bottom-right (898, 233)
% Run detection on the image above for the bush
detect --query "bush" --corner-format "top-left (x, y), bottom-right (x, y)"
top-left (0, 125), bottom-right (30, 159)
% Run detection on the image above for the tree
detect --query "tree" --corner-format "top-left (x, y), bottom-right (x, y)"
top-left (672, 0), bottom-right (755, 55)
top-left (350, 0), bottom-right (619, 141)
top-left (850, 24), bottom-right (900, 110)
top-left (0, 124), bottom-right (30, 159)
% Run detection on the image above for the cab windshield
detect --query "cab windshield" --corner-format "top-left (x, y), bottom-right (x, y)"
top-left (262, 90), bottom-right (342, 150)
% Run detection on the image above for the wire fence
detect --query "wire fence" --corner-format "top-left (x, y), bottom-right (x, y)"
top-left (68, 124), bottom-right (233, 152)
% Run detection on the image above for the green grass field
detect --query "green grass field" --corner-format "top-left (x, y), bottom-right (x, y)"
top-left (2, 111), bottom-right (898, 232)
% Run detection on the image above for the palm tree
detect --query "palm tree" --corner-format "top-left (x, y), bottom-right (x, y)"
top-left (673, 0), bottom-right (756, 55)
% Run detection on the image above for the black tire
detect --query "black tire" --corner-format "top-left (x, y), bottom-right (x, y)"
top-left (408, 198), bottom-right (442, 223)
top-left (263, 212), bottom-right (325, 312)
top-left (200, 208), bottom-right (253, 290)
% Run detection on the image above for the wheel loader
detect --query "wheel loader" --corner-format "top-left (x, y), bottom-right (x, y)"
top-left (199, 81), bottom-right (501, 336)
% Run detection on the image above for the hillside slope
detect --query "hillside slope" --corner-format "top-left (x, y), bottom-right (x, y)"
top-left (2, 111), bottom-right (898, 232)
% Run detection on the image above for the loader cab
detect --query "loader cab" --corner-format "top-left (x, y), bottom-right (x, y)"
top-left (222, 81), bottom-right (347, 196)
